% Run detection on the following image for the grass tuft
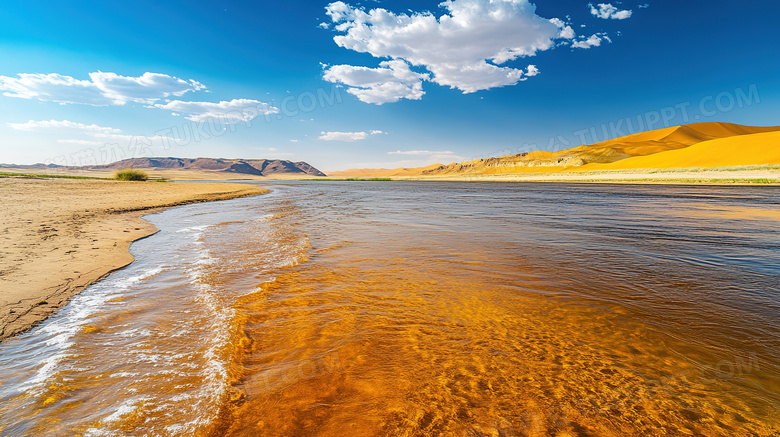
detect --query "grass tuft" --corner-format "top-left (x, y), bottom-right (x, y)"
top-left (115, 168), bottom-right (149, 181)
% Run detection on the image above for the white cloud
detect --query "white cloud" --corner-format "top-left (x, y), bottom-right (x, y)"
top-left (7, 119), bottom-right (122, 134)
top-left (154, 99), bottom-right (278, 123)
top-left (370, 130), bottom-right (385, 135)
top-left (388, 150), bottom-right (455, 155)
top-left (57, 139), bottom-right (106, 146)
top-left (89, 72), bottom-right (206, 104)
top-left (318, 131), bottom-right (369, 141)
top-left (638, 4), bottom-right (650, 9)
top-left (323, 60), bottom-right (428, 104)
top-left (589, 3), bottom-right (632, 20)
top-left (323, 0), bottom-right (579, 97)
top-left (571, 33), bottom-right (606, 49)
top-left (0, 72), bottom-right (205, 106)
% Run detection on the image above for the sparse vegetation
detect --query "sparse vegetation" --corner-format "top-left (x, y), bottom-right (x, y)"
top-left (0, 172), bottom-right (106, 180)
top-left (115, 169), bottom-right (149, 181)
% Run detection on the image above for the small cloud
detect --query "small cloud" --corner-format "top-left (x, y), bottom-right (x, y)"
top-left (289, 140), bottom-right (299, 142)
top-left (318, 131), bottom-right (369, 141)
top-left (638, 3), bottom-right (650, 8)
top-left (318, 22), bottom-right (330, 29)
top-left (56, 139), bottom-right (105, 146)
top-left (370, 130), bottom-right (386, 135)
top-left (155, 99), bottom-right (278, 123)
top-left (8, 119), bottom-right (122, 134)
top-left (571, 33), bottom-right (608, 49)
top-left (588, 3), bottom-right (632, 20)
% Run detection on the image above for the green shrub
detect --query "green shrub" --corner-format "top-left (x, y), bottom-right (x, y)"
top-left (115, 168), bottom-right (149, 181)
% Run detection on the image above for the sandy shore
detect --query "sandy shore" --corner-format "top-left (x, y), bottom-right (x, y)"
top-left (391, 168), bottom-right (780, 184)
top-left (0, 177), bottom-right (266, 341)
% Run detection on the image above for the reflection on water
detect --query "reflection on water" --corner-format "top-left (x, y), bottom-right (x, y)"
top-left (1, 182), bottom-right (778, 436)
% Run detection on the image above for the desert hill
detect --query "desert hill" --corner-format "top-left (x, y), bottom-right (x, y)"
top-left (330, 122), bottom-right (780, 178)
top-left (585, 130), bottom-right (780, 170)
top-left (1, 157), bottom-right (326, 178)
top-left (91, 157), bottom-right (326, 176)
top-left (422, 122), bottom-right (780, 176)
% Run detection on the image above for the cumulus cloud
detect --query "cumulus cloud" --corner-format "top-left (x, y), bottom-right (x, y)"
top-left (89, 72), bottom-right (206, 104)
top-left (318, 131), bottom-right (370, 141)
top-left (571, 33), bottom-right (607, 49)
top-left (370, 130), bottom-right (386, 135)
top-left (7, 119), bottom-right (122, 134)
top-left (323, 60), bottom-right (428, 104)
top-left (154, 99), bottom-right (278, 123)
top-left (323, 0), bottom-right (578, 98)
top-left (0, 72), bottom-right (205, 106)
top-left (589, 3), bottom-right (632, 20)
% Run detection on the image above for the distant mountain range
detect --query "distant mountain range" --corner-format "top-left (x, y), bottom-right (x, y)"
top-left (1, 157), bottom-right (326, 177)
top-left (328, 122), bottom-right (780, 178)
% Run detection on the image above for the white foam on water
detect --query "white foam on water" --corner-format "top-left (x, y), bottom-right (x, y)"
top-left (16, 266), bottom-right (165, 395)
top-left (83, 396), bottom-right (153, 437)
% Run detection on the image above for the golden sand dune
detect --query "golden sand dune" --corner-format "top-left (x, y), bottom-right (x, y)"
top-left (583, 130), bottom-right (780, 170)
top-left (333, 122), bottom-right (780, 178)
top-left (422, 122), bottom-right (780, 175)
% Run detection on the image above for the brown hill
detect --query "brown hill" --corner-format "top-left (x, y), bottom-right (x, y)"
top-left (89, 157), bottom-right (326, 177)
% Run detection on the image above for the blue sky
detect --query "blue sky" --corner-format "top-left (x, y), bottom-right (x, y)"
top-left (1, 0), bottom-right (778, 172)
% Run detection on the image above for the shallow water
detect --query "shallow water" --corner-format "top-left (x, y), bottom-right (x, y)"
top-left (1, 182), bottom-right (778, 436)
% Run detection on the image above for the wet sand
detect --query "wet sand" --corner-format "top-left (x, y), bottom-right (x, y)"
top-left (0, 177), bottom-right (266, 341)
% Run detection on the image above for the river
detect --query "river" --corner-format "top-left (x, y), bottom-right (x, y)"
top-left (1, 182), bottom-right (778, 436)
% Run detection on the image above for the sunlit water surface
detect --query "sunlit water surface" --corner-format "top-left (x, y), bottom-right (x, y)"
top-left (1, 182), bottom-right (778, 436)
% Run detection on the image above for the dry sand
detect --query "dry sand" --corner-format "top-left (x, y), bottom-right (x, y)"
top-left (0, 177), bottom-right (266, 341)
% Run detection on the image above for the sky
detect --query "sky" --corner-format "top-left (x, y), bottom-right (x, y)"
top-left (1, 0), bottom-right (779, 172)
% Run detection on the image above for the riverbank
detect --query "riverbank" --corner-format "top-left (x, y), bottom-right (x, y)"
top-left (388, 167), bottom-right (780, 184)
top-left (0, 177), bottom-right (266, 341)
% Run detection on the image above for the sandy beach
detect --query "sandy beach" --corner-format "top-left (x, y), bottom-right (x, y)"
top-left (0, 177), bottom-right (266, 341)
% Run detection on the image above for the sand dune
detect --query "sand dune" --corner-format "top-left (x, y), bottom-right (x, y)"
top-left (333, 122), bottom-right (780, 178)
top-left (583, 130), bottom-right (780, 170)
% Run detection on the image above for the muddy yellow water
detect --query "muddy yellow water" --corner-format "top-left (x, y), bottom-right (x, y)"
top-left (1, 182), bottom-right (778, 436)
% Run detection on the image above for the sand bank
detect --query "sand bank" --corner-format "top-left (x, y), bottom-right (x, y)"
top-left (389, 167), bottom-right (780, 184)
top-left (0, 177), bottom-right (266, 341)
